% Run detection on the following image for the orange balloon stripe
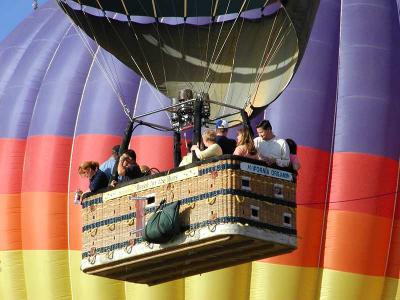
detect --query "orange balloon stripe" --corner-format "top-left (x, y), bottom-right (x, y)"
top-left (0, 139), bottom-right (26, 194)
top-left (69, 191), bottom-right (82, 251)
top-left (384, 218), bottom-right (400, 279)
top-left (323, 209), bottom-right (392, 276)
top-left (329, 152), bottom-right (398, 218)
top-left (261, 208), bottom-right (400, 278)
top-left (261, 206), bottom-right (324, 267)
top-left (0, 194), bottom-right (22, 250)
top-left (21, 192), bottom-right (68, 250)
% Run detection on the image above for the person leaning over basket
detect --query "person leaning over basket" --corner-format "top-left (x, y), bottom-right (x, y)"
top-left (78, 161), bottom-right (109, 195)
top-left (254, 120), bottom-right (290, 167)
top-left (191, 129), bottom-right (223, 161)
top-left (233, 128), bottom-right (258, 159)
top-left (117, 149), bottom-right (144, 182)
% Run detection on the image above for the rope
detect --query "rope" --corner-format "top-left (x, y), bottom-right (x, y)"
top-left (250, 8), bottom-right (293, 104)
top-left (203, 0), bottom-right (247, 90)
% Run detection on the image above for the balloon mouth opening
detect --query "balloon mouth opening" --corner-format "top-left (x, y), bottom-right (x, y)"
top-left (59, 0), bottom-right (282, 25)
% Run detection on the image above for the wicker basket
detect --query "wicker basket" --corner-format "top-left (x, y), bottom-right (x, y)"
top-left (81, 155), bottom-right (297, 285)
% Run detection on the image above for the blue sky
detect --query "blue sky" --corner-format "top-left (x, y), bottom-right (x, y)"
top-left (0, 0), bottom-right (48, 42)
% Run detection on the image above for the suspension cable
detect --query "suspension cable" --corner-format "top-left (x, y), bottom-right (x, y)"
top-left (250, 12), bottom-right (293, 104)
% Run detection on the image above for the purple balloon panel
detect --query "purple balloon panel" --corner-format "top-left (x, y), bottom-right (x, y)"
top-left (75, 50), bottom-right (141, 136)
top-left (28, 27), bottom-right (95, 137)
top-left (335, 0), bottom-right (400, 159)
top-left (264, 0), bottom-right (340, 151)
top-left (0, 10), bottom-right (70, 139)
top-left (0, 6), bottom-right (59, 95)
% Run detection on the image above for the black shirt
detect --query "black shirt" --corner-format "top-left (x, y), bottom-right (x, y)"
top-left (89, 170), bottom-right (109, 192)
top-left (216, 135), bottom-right (236, 154)
top-left (120, 164), bottom-right (144, 182)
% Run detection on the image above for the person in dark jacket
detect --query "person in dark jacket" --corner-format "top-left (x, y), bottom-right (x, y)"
top-left (78, 161), bottom-right (109, 193)
top-left (215, 119), bottom-right (236, 154)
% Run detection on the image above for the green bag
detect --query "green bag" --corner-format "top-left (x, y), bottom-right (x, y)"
top-left (142, 200), bottom-right (181, 244)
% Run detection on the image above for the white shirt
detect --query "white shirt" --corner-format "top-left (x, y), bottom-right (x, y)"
top-left (196, 143), bottom-right (223, 160)
top-left (253, 136), bottom-right (290, 167)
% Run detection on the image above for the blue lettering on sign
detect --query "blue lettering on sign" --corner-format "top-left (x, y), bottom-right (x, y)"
top-left (240, 162), bottom-right (292, 181)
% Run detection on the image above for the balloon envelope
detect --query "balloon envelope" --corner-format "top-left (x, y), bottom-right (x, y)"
top-left (58, 0), bottom-right (319, 125)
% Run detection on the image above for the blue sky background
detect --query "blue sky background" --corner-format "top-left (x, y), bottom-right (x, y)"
top-left (0, 0), bottom-right (48, 42)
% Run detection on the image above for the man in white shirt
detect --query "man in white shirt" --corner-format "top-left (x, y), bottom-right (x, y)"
top-left (254, 120), bottom-right (290, 167)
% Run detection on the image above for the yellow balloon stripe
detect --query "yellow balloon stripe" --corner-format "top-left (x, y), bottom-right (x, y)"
top-left (185, 263), bottom-right (251, 300)
top-left (2, 250), bottom-right (399, 299)
top-left (125, 280), bottom-right (184, 300)
top-left (382, 277), bottom-right (400, 300)
top-left (319, 268), bottom-right (385, 300)
top-left (250, 262), bottom-right (320, 300)
top-left (23, 250), bottom-right (71, 299)
top-left (0, 250), bottom-right (27, 300)
top-left (69, 250), bottom-right (125, 300)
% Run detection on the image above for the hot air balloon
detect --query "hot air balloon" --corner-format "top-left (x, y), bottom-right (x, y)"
top-left (54, 0), bottom-right (321, 286)
top-left (1, 0), bottom-right (399, 299)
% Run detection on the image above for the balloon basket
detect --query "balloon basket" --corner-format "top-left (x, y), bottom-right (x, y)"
top-left (81, 155), bottom-right (297, 285)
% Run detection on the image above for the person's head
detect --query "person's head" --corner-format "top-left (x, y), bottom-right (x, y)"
top-left (256, 120), bottom-right (273, 141)
top-left (121, 149), bottom-right (137, 168)
top-left (215, 119), bottom-right (228, 136)
top-left (78, 161), bottom-right (99, 179)
top-left (112, 145), bottom-right (120, 160)
top-left (237, 128), bottom-right (257, 154)
top-left (286, 138), bottom-right (297, 154)
top-left (202, 129), bottom-right (217, 147)
top-left (237, 128), bottom-right (252, 145)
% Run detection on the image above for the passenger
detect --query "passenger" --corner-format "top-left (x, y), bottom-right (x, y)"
top-left (99, 144), bottom-right (120, 180)
top-left (233, 128), bottom-right (258, 159)
top-left (215, 119), bottom-right (236, 154)
top-left (191, 129), bottom-right (223, 160)
top-left (78, 161), bottom-right (109, 194)
top-left (117, 149), bottom-right (144, 182)
top-left (179, 141), bottom-right (193, 167)
top-left (254, 120), bottom-right (290, 167)
top-left (285, 138), bottom-right (301, 171)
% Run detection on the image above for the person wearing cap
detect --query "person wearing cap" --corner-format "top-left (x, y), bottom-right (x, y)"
top-left (254, 120), bottom-right (290, 167)
top-left (215, 119), bottom-right (236, 154)
top-left (99, 144), bottom-right (120, 180)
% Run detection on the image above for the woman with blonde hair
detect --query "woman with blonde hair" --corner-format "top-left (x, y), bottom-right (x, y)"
top-left (78, 161), bottom-right (109, 193)
top-left (190, 129), bottom-right (223, 161)
top-left (233, 128), bottom-right (258, 159)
